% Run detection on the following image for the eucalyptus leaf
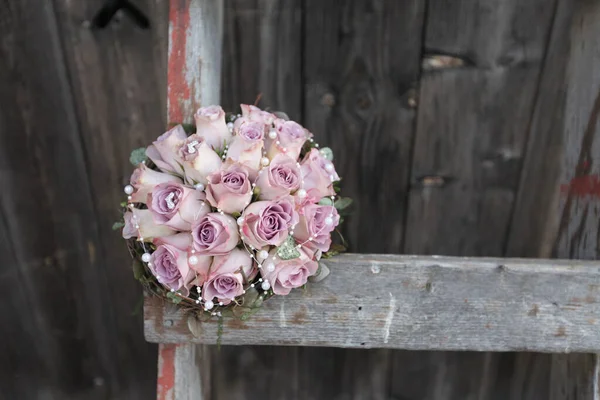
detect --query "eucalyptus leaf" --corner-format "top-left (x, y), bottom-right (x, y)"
top-left (132, 260), bottom-right (145, 280)
top-left (276, 236), bottom-right (301, 260)
top-left (319, 147), bottom-right (334, 161)
top-left (112, 221), bottom-right (125, 231)
top-left (129, 147), bottom-right (148, 166)
top-left (334, 197), bottom-right (353, 210)
top-left (166, 291), bottom-right (183, 304)
top-left (318, 197), bottom-right (334, 206)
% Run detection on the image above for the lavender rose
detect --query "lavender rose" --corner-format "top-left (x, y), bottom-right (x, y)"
top-left (240, 104), bottom-right (276, 125)
top-left (227, 118), bottom-right (265, 171)
top-left (202, 248), bottom-right (255, 304)
top-left (300, 148), bottom-right (340, 198)
top-left (149, 244), bottom-right (194, 293)
top-left (294, 204), bottom-right (340, 252)
top-left (205, 163), bottom-right (253, 214)
top-left (129, 164), bottom-right (182, 203)
top-left (195, 105), bottom-right (231, 150)
top-left (261, 249), bottom-right (318, 295)
top-left (240, 196), bottom-right (298, 248)
top-left (267, 119), bottom-right (309, 161)
top-left (255, 154), bottom-right (301, 200)
top-left (146, 125), bottom-right (187, 173)
top-left (192, 213), bottom-right (239, 255)
top-left (177, 134), bottom-right (222, 185)
top-left (122, 208), bottom-right (176, 241)
top-left (148, 182), bottom-right (208, 230)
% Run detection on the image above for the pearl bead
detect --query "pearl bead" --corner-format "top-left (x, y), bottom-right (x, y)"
top-left (127, 196), bottom-right (132, 201)
top-left (124, 185), bottom-right (134, 195)
top-left (237, 217), bottom-right (245, 226)
top-left (204, 300), bottom-right (214, 310)
top-left (325, 217), bottom-right (334, 225)
top-left (194, 183), bottom-right (205, 191)
top-left (258, 250), bottom-right (269, 260)
top-left (261, 281), bottom-right (271, 291)
top-left (325, 163), bottom-right (334, 172)
top-left (188, 255), bottom-right (199, 265)
top-left (141, 253), bottom-right (151, 263)
top-left (227, 122), bottom-right (234, 130)
top-left (266, 262), bottom-right (275, 272)
top-left (268, 130), bottom-right (277, 139)
top-left (297, 189), bottom-right (307, 198)
top-left (261, 157), bottom-right (270, 166)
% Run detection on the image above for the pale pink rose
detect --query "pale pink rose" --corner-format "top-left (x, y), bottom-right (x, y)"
top-left (195, 105), bottom-right (231, 150)
top-left (202, 248), bottom-right (255, 304)
top-left (294, 188), bottom-right (321, 208)
top-left (205, 163), bottom-right (253, 214)
top-left (177, 134), bottom-right (222, 185)
top-left (146, 125), bottom-right (187, 173)
top-left (227, 118), bottom-right (264, 172)
top-left (240, 196), bottom-right (298, 248)
top-left (192, 213), bottom-right (239, 255)
top-left (129, 164), bottom-right (182, 203)
top-left (148, 182), bottom-right (208, 230)
top-left (256, 154), bottom-right (301, 200)
top-left (261, 249), bottom-right (318, 295)
top-left (149, 244), bottom-right (194, 294)
top-left (240, 104), bottom-right (276, 125)
top-left (122, 208), bottom-right (176, 240)
top-left (267, 119), bottom-right (309, 160)
top-left (294, 204), bottom-right (339, 252)
top-left (300, 148), bottom-right (339, 198)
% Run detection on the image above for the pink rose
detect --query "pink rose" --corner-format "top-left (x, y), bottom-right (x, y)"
top-left (300, 148), bottom-right (339, 198)
top-left (227, 118), bottom-right (264, 171)
top-left (202, 248), bottom-right (255, 304)
top-left (195, 105), bottom-right (231, 150)
top-left (205, 163), bottom-right (253, 214)
top-left (122, 208), bottom-right (176, 240)
top-left (256, 154), bottom-right (301, 200)
top-left (192, 213), bottom-right (239, 255)
top-left (267, 119), bottom-right (309, 160)
top-left (148, 182), bottom-right (208, 230)
top-left (240, 196), bottom-right (298, 248)
top-left (240, 104), bottom-right (276, 125)
top-left (177, 134), bottom-right (222, 185)
top-left (149, 244), bottom-right (194, 293)
top-left (129, 164), bottom-right (182, 203)
top-left (261, 249), bottom-right (318, 295)
top-left (146, 125), bottom-right (187, 173)
top-left (294, 204), bottom-right (339, 252)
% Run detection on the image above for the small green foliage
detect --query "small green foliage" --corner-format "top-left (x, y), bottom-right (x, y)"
top-left (318, 197), bottom-right (333, 206)
top-left (120, 201), bottom-right (128, 207)
top-left (166, 291), bottom-right (183, 304)
top-left (276, 236), bottom-right (301, 260)
top-left (132, 259), bottom-right (145, 280)
top-left (322, 243), bottom-right (347, 259)
top-left (334, 197), bottom-right (353, 210)
top-left (112, 221), bottom-right (125, 230)
top-left (129, 147), bottom-right (148, 166)
top-left (319, 147), bottom-right (334, 161)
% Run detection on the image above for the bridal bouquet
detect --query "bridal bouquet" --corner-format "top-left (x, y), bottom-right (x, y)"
top-left (118, 105), bottom-right (350, 320)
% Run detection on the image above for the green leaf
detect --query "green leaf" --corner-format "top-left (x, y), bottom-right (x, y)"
top-left (166, 291), bottom-right (183, 304)
top-left (318, 197), bottom-right (333, 206)
top-left (334, 197), bottom-right (353, 210)
top-left (319, 147), bottom-right (333, 161)
top-left (112, 221), bottom-right (125, 231)
top-left (129, 147), bottom-right (148, 166)
top-left (276, 236), bottom-right (301, 260)
top-left (132, 260), bottom-right (145, 280)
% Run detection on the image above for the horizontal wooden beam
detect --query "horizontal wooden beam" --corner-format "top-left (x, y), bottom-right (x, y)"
top-left (144, 254), bottom-right (600, 353)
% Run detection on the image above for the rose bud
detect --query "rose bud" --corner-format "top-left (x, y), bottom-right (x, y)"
top-left (202, 248), bottom-right (255, 305)
top-left (148, 182), bottom-right (208, 230)
top-left (122, 208), bottom-right (176, 241)
top-left (261, 249), bottom-right (318, 295)
top-left (149, 244), bottom-right (195, 294)
top-left (195, 105), bottom-right (231, 150)
top-left (205, 163), bottom-right (253, 214)
top-left (255, 154), bottom-right (301, 200)
top-left (300, 148), bottom-right (340, 198)
top-left (240, 196), bottom-right (298, 248)
top-left (294, 204), bottom-right (340, 252)
top-left (227, 118), bottom-right (265, 172)
top-left (267, 119), bottom-right (310, 161)
top-left (129, 163), bottom-right (182, 203)
top-left (240, 104), bottom-right (276, 125)
top-left (146, 125), bottom-right (187, 174)
top-left (192, 213), bottom-right (239, 255)
top-left (177, 134), bottom-right (222, 185)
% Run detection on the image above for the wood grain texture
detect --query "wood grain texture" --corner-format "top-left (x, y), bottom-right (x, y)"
top-left (157, 344), bottom-right (209, 400)
top-left (145, 254), bottom-right (600, 352)
top-left (221, 0), bottom-right (302, 120)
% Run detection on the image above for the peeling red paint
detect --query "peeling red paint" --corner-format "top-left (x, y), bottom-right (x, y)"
top-left (168, 0), bottom-right (191, 123)
top-left (157, 344), bottom-right (176, 400)
top-left (560, 174), bottom-right (600, 198)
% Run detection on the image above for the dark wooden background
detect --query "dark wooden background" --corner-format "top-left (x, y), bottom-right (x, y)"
top-left (1, 0), bottom-right (599, 399)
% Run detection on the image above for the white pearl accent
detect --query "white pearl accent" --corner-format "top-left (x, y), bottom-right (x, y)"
top-left (260, 157), bottom-right (270, 166)
top-left (261, 281), bottom-right (271, 291)
top-left (266, 262), bottom-right (275, 272)
top-left (268, 130), bottom-right (277, 139)
top-left (237, 216), bottom-right (245, 226)
top-left (188, 255), bottom-right (199, 265)
top-left (141, 253), bottom-right (151, 263)
top-left (258, 250), bottom-right (269, 261)
top-left (124, 185), bottom-right (134, 195)
top-left (194, 183), bottom-right (205, 191)
top-left (204, 300), bottom-right (214, 310)
top-left (325, 217), bottom-right (334, 225)
top-left (297, 189), bottom-right (307, 198)
top-left (325, 163), bottom-right (334, 172)
top-left (227, 122), bottom-right (234, 130)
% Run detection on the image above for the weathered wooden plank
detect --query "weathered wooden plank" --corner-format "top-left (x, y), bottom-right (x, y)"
top-left (157, 344), bottom-right (208, 400)
top-left (221, 0), bottom-right (302, 120)
top-left (145, 254), bottom-right (600, 353)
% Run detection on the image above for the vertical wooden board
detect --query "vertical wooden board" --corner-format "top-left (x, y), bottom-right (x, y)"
top-left (221, 0), bottom-right (302, 120)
